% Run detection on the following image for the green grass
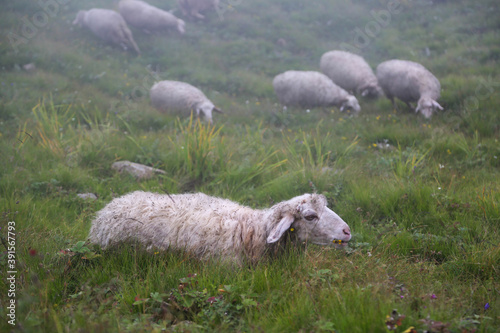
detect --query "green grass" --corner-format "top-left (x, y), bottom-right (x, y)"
top-left (0, 0), bottom-right (499, 332)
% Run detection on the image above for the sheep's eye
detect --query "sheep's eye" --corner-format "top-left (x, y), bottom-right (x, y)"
top-left (304, 214), bottom-right (317, 221)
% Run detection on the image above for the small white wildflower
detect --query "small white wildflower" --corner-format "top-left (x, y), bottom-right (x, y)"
top-left (439, 164), bottom-right (445, 169)
top-left (438, 187), bottom-right (442, 190)
top-left (306, 109), bottom-right (310, 113)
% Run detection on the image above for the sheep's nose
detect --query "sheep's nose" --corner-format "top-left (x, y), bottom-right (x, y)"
top-left (343, 228), bottom-right (351, 236)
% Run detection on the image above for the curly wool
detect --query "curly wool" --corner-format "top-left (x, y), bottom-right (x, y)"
top-left (150, 80), bottom-right (219, 122)
top-left (118, 0), bottom-right (186, 34)
top-left (88, 192), bottom-right (351, 264)
top-left (376, 59), bottom-right (443, 118)
top-left (72, 8), bottom-right (140, 54)
top-left (273, 71), bottom-right (361, 113)
top-left (320, 50), bottom-right (383, 98)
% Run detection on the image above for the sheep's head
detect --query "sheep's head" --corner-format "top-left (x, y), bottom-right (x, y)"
top-left (196, 101), bottom-right (215, 123)
top-left (360, 83), bottom-right (384, 99)
top-left (196, 101), bottom-right (222, 123)
top-left (416, 96), bottom-right (443, 118)
top-left (340, 95), bottom-right (361, 114)
top-left (267, 194), bottom-right (351, 248)
top-left (72, 10), bottom-right (86, 26)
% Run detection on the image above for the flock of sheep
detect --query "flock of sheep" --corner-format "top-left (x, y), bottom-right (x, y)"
top-left (73, 0), bottom-right (443, 124)
top-left (274, 51), bottom-right (443, 119)
top-left (79, 0), bottom-right (443, 262)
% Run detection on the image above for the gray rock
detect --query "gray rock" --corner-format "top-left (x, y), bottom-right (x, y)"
top-left (77, 193), bottom-right (98, 200)
top-left (23, 63), bottom-right (36, 72)
top-left (111, 161), bottom-right (166, 180)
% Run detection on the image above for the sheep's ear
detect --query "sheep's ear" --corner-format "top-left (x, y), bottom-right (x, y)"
top-left (266, 213), bottom-right (295, 243)
top-left (213, 107), bottom-right (223, 114)
top-left (432, 100), bottom-right (444, 110)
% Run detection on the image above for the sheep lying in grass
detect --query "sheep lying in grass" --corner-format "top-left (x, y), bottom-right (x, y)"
top-left (273, 70), bottom-right (361, 113)
top-left (177, 0), bottom-right (220, 19)
top-left (320, 50), bottom-right (383, 98)
top-left (376, 59), bottom-right (443, 118)
top-left (150, 80), bottom-right (222, 122)
top-left (118, 0), bottom-right (186, 35)
top-left (88, 191), bottom-right (352, 264)
top-left (72, 8), bottom-right (141, 54)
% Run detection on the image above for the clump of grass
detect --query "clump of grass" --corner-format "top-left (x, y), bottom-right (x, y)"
top-left (168, 116), bottom-right (226, 183)
top-left (32, 99), bottom-right (76, 158)
top-left (392, 144), bottom-right (431, 181)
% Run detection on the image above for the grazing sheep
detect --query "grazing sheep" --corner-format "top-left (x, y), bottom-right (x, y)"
top-left (320, 50), bottom-right (383, 98)
top-left (118, 0), bottom-right (186, 35)
top-left (376, 59), bottom-right (443, 118)
top-left (273, 70), bottom-right (361, 113)
top-left (150, 80), bottom-right (222, 122)
top-left (73, 9), bottom-right (141, 54)
top-left (177, 0), bottom-right (220, 19)
top-left (88, 191), bottom-right (352, 264)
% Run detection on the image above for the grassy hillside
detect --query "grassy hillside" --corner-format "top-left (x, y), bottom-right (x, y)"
top-left (0, 0), bottom-right (499, 332)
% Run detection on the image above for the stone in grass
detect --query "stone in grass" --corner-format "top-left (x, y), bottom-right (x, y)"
top-left (23, 63), bottom-right (36, 73)
top-left (77, 193), bottom-right (98, 200)
top-left (111, 161), bottom-right (166, 180)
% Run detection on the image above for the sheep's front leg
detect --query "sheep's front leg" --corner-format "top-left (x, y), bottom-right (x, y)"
top-left (406, 101), bottom-right (416, 112)
top-left (389, 97), bottom-right (399, 112)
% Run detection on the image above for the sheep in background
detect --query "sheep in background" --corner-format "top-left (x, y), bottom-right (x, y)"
top-left (177, 0), bottom-right (220, 19)
top-left (72, 9), bottom-right (141, 54)
top-left (118, 0), bottom-right (186, 35)
top-left (376, 59), bottom-right (443, 118)
top-left (88, 191), bottom-right (352, 264)
top-left (273, 71), bottom-right (361, 113)
top-left (320, 50), bottom-right (384, 98)
top-left (150, 80), bottom-right (222, 122)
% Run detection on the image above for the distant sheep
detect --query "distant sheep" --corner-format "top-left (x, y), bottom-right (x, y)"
top-left (72, 9), bottom-right (141, 54)
top-left (118, 0), bottom-right (186, 35)
top-left (150, 80), bottom-right (222, 122)
top-left (88, 191), bottom-right (352, 264)
top-left (320, 50), bottom-right (383, 98)
top-left (177, 0), bottom-right (220, 19)
top-left (376, 59), bottom-right (443, 118)
top-left (273, 70), bottom-right (361, 113)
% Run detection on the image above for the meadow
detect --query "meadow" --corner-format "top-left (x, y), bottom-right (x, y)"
top-left (0, 0), bottom-right (499, 332)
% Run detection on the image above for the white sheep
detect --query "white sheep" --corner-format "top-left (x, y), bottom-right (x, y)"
top-left (150, 80), bottom-right (222, 122)
top-left (118, 0), bottom-right (186, 35)
top-left (73, 9), bottom-right (141, 55)
top-left (177, 0), bottom-right (220, 19)
top-left (320, 50), bottom-right (383, 98)
top-left (88, 191), bottom-right (352, 264)
top-left (272, 70), bottom-right (361, 113)
top-left (376, 59), bottom-right (443, 118)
